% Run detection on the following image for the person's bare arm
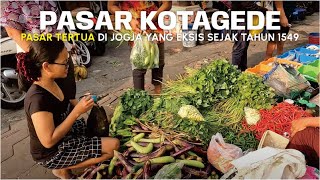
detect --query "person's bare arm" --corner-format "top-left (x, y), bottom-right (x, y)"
top-left (291, 117), bottom-right (320, 137)
top-left (32, 96), bottom-right (94, 148)
top-left (70, 99), bottom-right (78, 107)
top-left (5, 26), bottom-right (30, 52)
top-left (274, 1), bottom-right (289, 27)
top-left (152, 1), bottom-right (172, 22)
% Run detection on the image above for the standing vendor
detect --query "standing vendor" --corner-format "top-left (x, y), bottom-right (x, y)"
top-left (231, 2), bottom-right (268, 71)
top-left (108, 1), bottom-right (172, 94)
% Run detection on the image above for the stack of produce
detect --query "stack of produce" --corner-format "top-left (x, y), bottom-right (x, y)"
top-left (163, 59), bottom-right (241, 110)
top-left (80, 119), bottom-right (220, 179)
top-left (111, 60), bottom-right (276, 151)
top-left (110, 89), bottom-right (153, 143)
top-left (242, 102), bottom-right (312, 139)
top-left (207, 72), bottom-right (276, 130)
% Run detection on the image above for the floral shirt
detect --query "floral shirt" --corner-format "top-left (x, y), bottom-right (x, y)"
top-left (120, 1), bottom-right (163, 35)
top-left (0, 1), bottom-right (59, 34)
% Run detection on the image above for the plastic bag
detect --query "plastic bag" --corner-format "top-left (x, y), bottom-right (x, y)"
top-left (207, 133), bottom-right (243, 173)
top-left (300, 166), bottom-right (319, 179)
top-left (244, 107), bottom-right (260, 125)
top-left (130, 35), bottom-right (159, 70)
top-left (154, 162), bottom-right (184, 179)
top-left (264, 64), bottom-right (310, 98)
top-left (178, 105), bottom-right (204, 121)
top-left (86, 105), bottom-right (109, 137)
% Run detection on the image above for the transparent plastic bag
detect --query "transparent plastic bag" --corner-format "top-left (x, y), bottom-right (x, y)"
top-left (207, 133), bottom-right (243, 173)
top-left (264, 64), bottom-right (310, 98)
top-left (130, 35), bottom-right (159, 70)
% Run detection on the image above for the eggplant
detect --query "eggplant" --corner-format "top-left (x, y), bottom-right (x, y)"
top-left (122, 168), bottom-right (129, 178)
top-left (114, 151), bottom-right (133, 173)
top-left (143, 161), bottom-right (151, 179)
top-left (85, 164), bottom-right (107, 179)
top-left (182, 173), bottom-right (192, 179)
top-left (150, 164), bottom-right (164, 172)
top-left (123, 147), bottom-right (135, 157)
top-left (134, 146), bottom-right (166, 163)
top-left (129, 153), bottom-right (145, 158)
top-left (128, 159), bottom-right (139, 166)
top-left (182, 166), bottom-right (208, 178)
top-left (79, 166), bottom-right (96, 179)
top-left (191, 146), bottom-right (207, 157)
top-left (172, 145), bottom-right (194, 157)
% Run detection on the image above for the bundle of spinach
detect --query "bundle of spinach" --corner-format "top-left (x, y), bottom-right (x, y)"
top-left (163, 59), bottom-right (240, 110)
top-left (208, 73), bottom-right (276, 130)
top-left (110, 89), bottom-right (153, 143)
top-left (120, 89), bottom-right (153, 117)
top-left (235, 73), bottom-right (276, 110)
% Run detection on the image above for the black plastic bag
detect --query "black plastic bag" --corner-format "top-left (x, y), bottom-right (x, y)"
top-left (86, 105), bottom-right (109, 137)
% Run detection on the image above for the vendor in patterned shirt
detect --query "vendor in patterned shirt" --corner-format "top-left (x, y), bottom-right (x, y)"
top-left (108, 1), bottom-right (172, 94)
top-left (0, 1), bottom-right (77, 105)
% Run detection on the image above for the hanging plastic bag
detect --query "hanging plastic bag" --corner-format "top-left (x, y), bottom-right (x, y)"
top-left (130, 34), bottom-right (159, 70)
top-left (264, 64), bottom-right (310, 98)
top-left (86, 105), bottom-right (109, 137)
top-left (207, 133), bottom-right (243, 173)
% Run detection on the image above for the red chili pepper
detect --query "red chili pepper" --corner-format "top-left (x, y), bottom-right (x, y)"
top-left (242, 102), bottom-right (313, 140)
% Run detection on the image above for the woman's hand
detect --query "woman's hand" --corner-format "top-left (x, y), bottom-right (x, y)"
top-left (291, 118), bottom-right (308, 137)
top-left (73, 95), bottom-right (94, 115)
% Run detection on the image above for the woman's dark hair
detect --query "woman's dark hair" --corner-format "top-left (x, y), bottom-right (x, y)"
top-left (16, 37), bottom-right (65, 91)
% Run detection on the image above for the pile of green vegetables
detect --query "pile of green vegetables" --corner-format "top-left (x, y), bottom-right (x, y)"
top-left (110, 89), bottom-right (153, 142)
top-left (110, 59), bottom-right (275, 151)
top-left (81, 119), bottom-right (221, 179)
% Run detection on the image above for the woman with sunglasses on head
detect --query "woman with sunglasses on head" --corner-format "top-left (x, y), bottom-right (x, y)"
top-left (17, 38), bottom-right (120, 179)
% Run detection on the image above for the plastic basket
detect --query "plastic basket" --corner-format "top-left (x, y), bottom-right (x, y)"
top-left (309, 33), bottom-right (320, 45)
top-left (308, 59), bottom-right (320, 67)
top-left (258, 130), bottom-right (289, 149)
top-left (298, 55), bottom-right (318, 64)
top-left (298, 62), bottom-right (320, 83)
top-left (294, 47), bottom-right (318, 55)
top-left (246, 64), bottom-right (272, 76)
top-left (277, 50), bottom-right (297, 61)
top-left (261, 57), bottom-right (302, 69)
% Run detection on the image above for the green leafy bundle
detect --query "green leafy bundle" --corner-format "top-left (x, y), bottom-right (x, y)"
top-left (163, 59), bottom-right (240, 110)
top-left (236, 73), bottom-right (276, 110)
top-left (120, 89), bottom-right (153, 118)
top-left (110, 89), bottom-right (153, 141)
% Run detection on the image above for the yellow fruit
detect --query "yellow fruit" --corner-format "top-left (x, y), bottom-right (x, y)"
top-left (249, 15), bottom-right (264, 36)
top-left (78, 65), bottom-right (88, 79)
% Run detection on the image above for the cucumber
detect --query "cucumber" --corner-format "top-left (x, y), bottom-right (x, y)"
top-left (108, 153), bottom-right (118, 175)
top-left (130, 141), bottom-right (153, 154)
top-left (149, 156), bottom-right (175, 164)
top-left (132, 133), bottom-right (145, 142)
top-left (176, 159), bottom-right (205, 168)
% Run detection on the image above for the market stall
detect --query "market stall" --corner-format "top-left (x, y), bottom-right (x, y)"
top-left (77, 40), bottom-right (319, 178)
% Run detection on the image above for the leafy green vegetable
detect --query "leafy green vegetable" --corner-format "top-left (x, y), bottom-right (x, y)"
top-left (154, 162), bottom-right (184, 179)
top-left (120, 89), bottom-right (153, 118)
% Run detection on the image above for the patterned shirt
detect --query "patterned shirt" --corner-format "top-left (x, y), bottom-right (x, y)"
top-left (0, 1), bottom-right (59, 34)
top-left (120, 1), bottom-right (163, 34)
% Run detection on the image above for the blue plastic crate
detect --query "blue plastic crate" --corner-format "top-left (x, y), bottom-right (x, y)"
top-left (298, 55), bottom-right (318, 64)
top-left (277, 50), bottom-right (297, 61)
top-left (294, 47), bottom-right (318, 55)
